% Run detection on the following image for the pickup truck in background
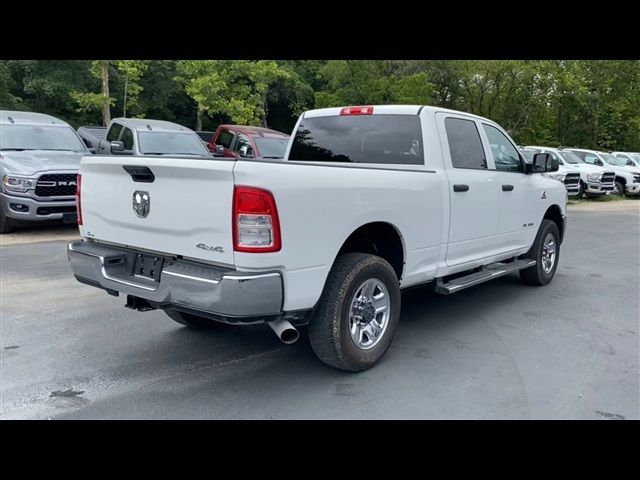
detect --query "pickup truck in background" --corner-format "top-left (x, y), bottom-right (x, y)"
top-left (1, 110), bottom-right (90, 233)
top-left (68, 105), bottom-right (567, 371)
top-left (611, 151), bottom-right (640, 169)
top-left (565, 148), bottom-right (640, 197)
top-left (78, 118), bottom-right (212, 158)
top-left (207, 125), bottom-right (289, 159)
top-left (523, 146), bottom-right (617, 198)
top-left (520, 147), bottom-right (582, 197)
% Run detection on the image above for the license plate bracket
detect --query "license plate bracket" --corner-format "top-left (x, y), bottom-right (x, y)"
top-left (133, 254), bottom-right (164, 282)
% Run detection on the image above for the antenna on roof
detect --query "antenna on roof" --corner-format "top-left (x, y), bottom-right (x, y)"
top-left (7, 116), bottom-right (14, 123)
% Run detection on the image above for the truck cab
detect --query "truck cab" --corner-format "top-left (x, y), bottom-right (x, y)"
top-left (611, 151), bottom-right (640, 169)
top-left (79, 118), bottom-right (211, 158)
top-left (0, 110), bottom-right (90, 233)
top-left (208, 125), bottom-right (289, 159)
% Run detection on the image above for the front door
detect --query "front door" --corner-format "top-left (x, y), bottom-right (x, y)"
top-left (437, 113), bottom-right (501, 267)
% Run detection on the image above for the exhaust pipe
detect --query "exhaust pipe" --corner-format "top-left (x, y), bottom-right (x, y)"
top-left (268, 318), bottom-right (299, 344)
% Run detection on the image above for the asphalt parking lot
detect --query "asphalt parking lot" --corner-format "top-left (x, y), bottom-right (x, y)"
top-left (1, 201), bottom-right (638, 419)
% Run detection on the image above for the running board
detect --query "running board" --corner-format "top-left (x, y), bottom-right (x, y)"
top-left (435, 259), bottom-right (536, 295)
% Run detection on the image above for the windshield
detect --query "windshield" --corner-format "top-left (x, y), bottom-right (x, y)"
top-left (289, 114), bottom-right (423, 165)
top-left (138, 131), bottom-right (208, 156)
top-left (254, 137), bottom-right (289, 158)
top-left (0, 124), bottom-right (86, 152)
top-left (600, 153), bottom-right (627, 166)
top-left (558, 150), bottom-right (583, 164)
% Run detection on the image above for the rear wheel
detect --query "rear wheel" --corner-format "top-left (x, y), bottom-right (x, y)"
top-left (165, 310), bottom-right (222, 329)
top-left (520, 219), bottom-right (560, 286)
top-left (0, 211), bottom-right (15, 234)
top-left (308, 253), bottom-right (401, 372)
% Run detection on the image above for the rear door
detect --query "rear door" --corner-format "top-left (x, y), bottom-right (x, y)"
top-left (436, 113), bottom-right (501, 267)
top-left (79, 156), bottom-right (236, 266)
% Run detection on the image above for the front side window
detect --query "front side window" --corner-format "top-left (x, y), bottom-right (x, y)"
top-left (138, 132), bottom-right (209, 155)
top-left (289, 114), bottom-right (424, 165)
top-left (121, 127), bottom-right (134, 151)
top-left (444, 117), bottom-right (486, 170)
top-left (482, 124), bottom-right (522, 172)
top-left (216, 130), bottom-right (234, 149)
top-left (106, 123), bottom-right (123, 141)
top-left (233, 133), bottom-right (253, 156)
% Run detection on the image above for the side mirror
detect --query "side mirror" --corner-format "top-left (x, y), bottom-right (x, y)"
top-left (215, 145), bottom-right (225, 156)
top-left (548, 157), bottom-right (559, 172)
top-left (110, 141), bottom-right (125, 154)
top-left (594, 159), bottom-right (603, 166)
top-left (532, 153), bottom-right (551, 173)
top-left (627, 160), bottom-right (635, 166)
top-left (239, 145), bottom-right (254, 158)
top-left (82, 138), bottom-right (92, 149)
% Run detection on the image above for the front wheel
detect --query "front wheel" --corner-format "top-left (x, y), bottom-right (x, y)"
top-left (576, 181), bottom-right (585, 198)
top-left (520, 219), bottom-right (560, 286)
top-left (308, 253), bottom-right (401, 372)
top-left (614, 181), bottom-right (625, 196)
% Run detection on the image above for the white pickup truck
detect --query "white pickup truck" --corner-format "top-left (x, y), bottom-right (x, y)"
top-left (68, 105), bottom-right (567, 371)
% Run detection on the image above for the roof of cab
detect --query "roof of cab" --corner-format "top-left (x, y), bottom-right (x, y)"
top-left (219, 125), bottom-right (288, 137)
top-left (113, 117), bottom-right (195, 133)
top-left (0, 110), bottom-right (71, 126)
top-left (302, 105), bottom-right (494, 123)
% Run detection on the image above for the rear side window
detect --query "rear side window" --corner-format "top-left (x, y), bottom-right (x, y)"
top-left (216, 130), bottom-right (234, 149)
top-left (288, 114), bottom-right (423, 165)
top-left (106, 123), bottom-right (123, 141)
top-left (444, 117), bottom-right (487, 169)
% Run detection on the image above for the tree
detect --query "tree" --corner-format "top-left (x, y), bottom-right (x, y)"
top-left (176, 60), bottom-right (290, 127)
top-left (71, 61), bottom-right (115, 126)
top-left (0, 62), bottom-right (22, 109)
top-left (116, 60), bottom-right (149, 118)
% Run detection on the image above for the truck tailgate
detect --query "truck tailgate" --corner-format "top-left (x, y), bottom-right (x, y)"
top-left (79, 156), bottom-right (236, 266)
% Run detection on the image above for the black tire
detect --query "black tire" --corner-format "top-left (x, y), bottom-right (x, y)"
top-left (308, 253), bottom-right (401, 372)
top-left (576, 181), bottom-right (585, 198)
top-left (165, 310), bottom-right (221, 329)
top-left (614, 181), bottom-right (625, 196)
top-left (520, 219), bottom-right (560, 286)
top-left (0, 211), bottom-right (15, 234)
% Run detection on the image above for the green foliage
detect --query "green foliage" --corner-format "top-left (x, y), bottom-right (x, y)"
top-left (176, 60), bottom-right (290, 125)
top-left (2, 60), bottom-right (639, 150)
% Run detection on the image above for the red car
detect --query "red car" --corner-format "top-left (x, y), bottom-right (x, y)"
top-left (208, 125), bottom-right (290, 159)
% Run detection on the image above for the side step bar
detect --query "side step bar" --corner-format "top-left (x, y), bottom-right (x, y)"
top-left (435, 259), bottom-right (536, 295)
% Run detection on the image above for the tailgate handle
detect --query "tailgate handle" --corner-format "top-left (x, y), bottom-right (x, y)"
top-left (122, 165), bottom-right (155, 183)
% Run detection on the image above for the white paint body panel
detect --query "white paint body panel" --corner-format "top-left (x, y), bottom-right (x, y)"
top-left (79, 106), bottom-right (567, 313)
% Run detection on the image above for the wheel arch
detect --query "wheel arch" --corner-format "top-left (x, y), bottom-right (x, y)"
top-left (543, 204), bottom-right (565, 243)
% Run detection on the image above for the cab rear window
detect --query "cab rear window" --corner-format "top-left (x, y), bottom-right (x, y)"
top-left (288, 114), bottom-right (424, 165)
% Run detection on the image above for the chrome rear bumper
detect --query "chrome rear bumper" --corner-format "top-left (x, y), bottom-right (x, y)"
top-left (67, 241), bottom-right (283, 320)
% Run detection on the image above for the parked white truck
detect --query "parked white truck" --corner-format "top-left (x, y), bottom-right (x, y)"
top-left (565, 148), bottom-right (640, 197)
top-left (68, 105), bottom-right (567, 371)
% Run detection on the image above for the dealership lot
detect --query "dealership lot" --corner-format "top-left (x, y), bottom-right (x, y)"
top-left (1, 201), bottom-right (638, 419)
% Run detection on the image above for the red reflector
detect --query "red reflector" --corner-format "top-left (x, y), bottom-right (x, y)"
top-left (340, 106), bottom-right (374, 116)
top-left (76, 174), bottom-right (83, 225)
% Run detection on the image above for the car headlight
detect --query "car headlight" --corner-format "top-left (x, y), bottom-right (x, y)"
top-left (2, 175), bottom-right (37, 193)
top-left (586, 174), bottom-right (600, 182)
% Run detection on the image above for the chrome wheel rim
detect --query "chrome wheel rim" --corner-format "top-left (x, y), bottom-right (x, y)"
top-left (348, 278), bottom-right (390, 350)
top-left (541, 233), bottom-right (556, 273)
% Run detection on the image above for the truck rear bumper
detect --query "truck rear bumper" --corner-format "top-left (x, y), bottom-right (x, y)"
top-left (1, 193), bottom-right (77, 222)
top-left (67, 241), bottom-right (283, 321)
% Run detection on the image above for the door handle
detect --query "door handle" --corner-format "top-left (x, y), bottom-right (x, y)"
top-left (502, 184), bottom-right (514, 191)
top-left (453, 184), bottom-right (469, 192)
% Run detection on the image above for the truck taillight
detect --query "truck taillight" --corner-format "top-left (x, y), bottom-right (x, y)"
top-left (76, 174), bottom-right (83, 225)
top-left (340, 106), bottom-right (374, 116)
top-left (233, 186), bottom-right (281, 253)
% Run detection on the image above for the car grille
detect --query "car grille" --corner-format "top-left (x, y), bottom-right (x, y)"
top-left (564, 173), bottom-right (580, 186)
top-left (600, 172), bottom-right (615, 185)
top-left (35, 174), bottom-right (78, 197)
